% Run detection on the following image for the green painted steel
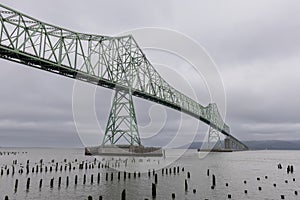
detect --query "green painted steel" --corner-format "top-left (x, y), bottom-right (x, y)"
top-left (0, 4), bottom-right (248, 150)
top-left (103, 88), bottom-right (141, 146)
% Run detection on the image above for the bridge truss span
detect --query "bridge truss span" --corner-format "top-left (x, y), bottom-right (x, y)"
top-left (0, 4), bottom-right (248, 150)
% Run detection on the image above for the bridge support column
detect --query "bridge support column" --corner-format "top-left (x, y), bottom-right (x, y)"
top-left (208, 127), bottom-right (222, 149)
top-left (102, 89), bottom-right (141, 146)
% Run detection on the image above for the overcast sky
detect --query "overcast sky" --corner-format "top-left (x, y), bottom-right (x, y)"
top-left (0, 0), bottom-right (299, 147)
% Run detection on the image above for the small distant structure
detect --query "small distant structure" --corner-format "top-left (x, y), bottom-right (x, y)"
top-left (85, 145), bottom-right (164, 157)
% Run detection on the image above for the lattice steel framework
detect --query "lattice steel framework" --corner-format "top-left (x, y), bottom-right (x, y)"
top-left (0, 4), bottom-right (248, 150)
top-left (207, 127), bottom-right (222, 149)
top-left (103, 88), bottom-right (141, 145)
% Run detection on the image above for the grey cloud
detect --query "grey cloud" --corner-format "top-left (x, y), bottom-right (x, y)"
top-left (0, 0), bottom-right (299, 146)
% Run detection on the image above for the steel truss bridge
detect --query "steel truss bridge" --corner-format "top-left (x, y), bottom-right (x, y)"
top-left (0, 4), bottom-right (248, 150)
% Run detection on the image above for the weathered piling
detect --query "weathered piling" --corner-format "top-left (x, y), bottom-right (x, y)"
top-left (50, 178), bottom-right (54, 188)
top-left (39, 179), bottom-right (43, 188)
top-left (58, 177), bottom-right (62, 187)
top-left (172, 193), bottom-right (175, 199)
top-left (26, 178), bottom-right (30, 190)
top-left (14, 179), bottom-right (18, 191)
top-left (155, 174), bottom-right (158, 184)
top-left (83, 174), bottom-right (86, 184)
top-left (152, 183), bottom-right (156, 198)
top-left (66, 176), bottom-right (69, 187)
top-left (211, 174), bottom-right (216, 189)
top-left (121, 189), bottom-right (126, 200)
top-left (185, 179), bottom-right (188, 191)
top-left (75, 175), bottom-right (78, 185)
top-left (258, 186), bottom-right (262, 191)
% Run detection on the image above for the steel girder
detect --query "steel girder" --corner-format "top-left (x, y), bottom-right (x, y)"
top-left (0, 4), bottom-right (248, 150)
top-left (103, 88), bottom-right (141, 146)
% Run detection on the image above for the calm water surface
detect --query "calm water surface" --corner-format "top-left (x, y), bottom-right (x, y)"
top-left (0, 148), bottom-right (299, 200)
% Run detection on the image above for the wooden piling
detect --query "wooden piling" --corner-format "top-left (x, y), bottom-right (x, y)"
top-left (152, 183), bottom-right (156, 198)
top-left (187, 172), bottom-right (190, 179)
top-left (50, 178), bottom-right (54, 188)
top-left (14, 179), bottom-right (18, 190)
top-left (185, 179), bottom-right (188, 191)
top-left (26, 178), bottom-right (30, 190)
top-left (58, 177), bottom-right (61, 187)
top-left (75, 175), bottom-right (78, 185)
top-left (121, 189), bottom-right (126, 200)
top-left (66, 176), bottom-right (69, 187)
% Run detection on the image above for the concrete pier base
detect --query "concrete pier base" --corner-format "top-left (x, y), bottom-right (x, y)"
top-left (85, 145), bottom-right (164, 157)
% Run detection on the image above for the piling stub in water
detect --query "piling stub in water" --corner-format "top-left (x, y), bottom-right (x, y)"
top-left (58, 177), bottom-right (61, 187)
top-left (152, 183), bottom-right (156, 198)
top-left (75, 175), bottom-right (78, 185)
top-left (39, 179), bottom-right (43, 188)
top-left (26, 178), bottom-right (30, 190)
top-left (50, 178), bottom-right (54, 188)
top-left (258, 186), bottom-right (262, 191)
top-left (121, 189), bottom-right (126, 200)
top-left (88, 196), bottom-right (93, 200)
top-left (185, 179), bottom-right (188, 191)
top-left (187, 172), bottom-right (190, 179)
top-left (66, 176), bottom-right (69, 187)
top-left (172, 193), bottom-right (175, 199)
top-left (14, 179), bottom-right (18, 191)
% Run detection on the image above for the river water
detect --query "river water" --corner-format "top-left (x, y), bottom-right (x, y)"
top-left (0, 148), bottom-right (299, 200)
